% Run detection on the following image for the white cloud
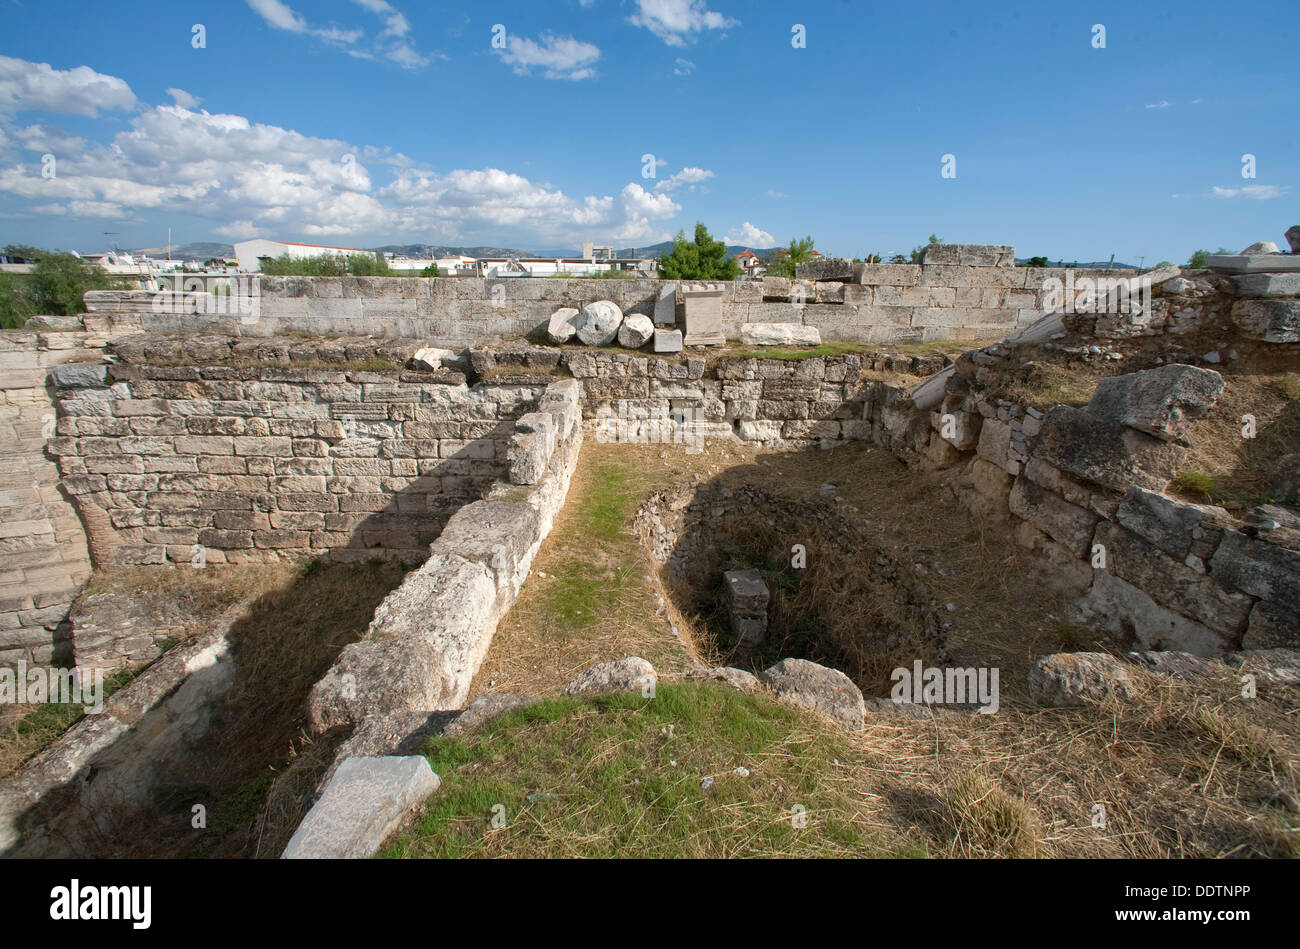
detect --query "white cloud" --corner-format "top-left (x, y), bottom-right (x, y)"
top-left (499, 33), bottom-right (601, 81)
top-left (1211, 184), bottom-right (1291, 200)
top-left (0, 59), bottom-right (683, 247)
top-left (654, 166), bottom-right (714, 192)
top-left (765, 189), bottom-right (788, 199)
top-left (629, 0), bottom-right (739, 46)
top-left (724, 221), bottom-right (775, 246)
top-left (673, 58), bottom-right (695, 76)
top-left (0, 55), bottom-right (137, 118)
top-left (243, 0), bottom-right (431, 68)
top-left (1144, 100), bottom-right (1171, 109)
top-left (167, 88), bottom-right (202, 109)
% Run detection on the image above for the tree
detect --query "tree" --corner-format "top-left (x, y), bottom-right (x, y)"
top-left (657, 223), bottom-right (740, 280)
top-left (420, 262), bottom-right (440, 277)
top-left (764, 235), bottom-right (816, 278)
top-left (0, 273), bottom-right (35, 329)
top-left (1187, 247), bottom-right (1229, 269)
top-left (1021, 256), bottom-right (1049, 268)
top-left (909, 234), bottom-right (942, 264)
top-left (30, 252), bottom-right (112, 315)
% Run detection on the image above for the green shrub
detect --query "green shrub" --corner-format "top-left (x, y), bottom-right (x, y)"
top-left (259, 252), bottom-right (393, 276)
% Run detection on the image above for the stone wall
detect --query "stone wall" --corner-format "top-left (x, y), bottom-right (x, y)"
top-left (0, 332), bottom-right (96, 665)
top-left (305, 378), bottom-right (582, 731)
top-left (44, 335), bottom-right (546, 569)
top-left (78, 260), bottom-right (1121, 349)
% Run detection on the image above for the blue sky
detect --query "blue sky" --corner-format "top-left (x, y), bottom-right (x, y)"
top-left (0, 0), bottom-right (1295, 262)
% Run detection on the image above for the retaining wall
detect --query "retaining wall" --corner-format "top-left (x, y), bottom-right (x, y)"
top-left (44, 335), bottom-right (547, 568)
top-left (79, 263), bottom-right (1121, 349)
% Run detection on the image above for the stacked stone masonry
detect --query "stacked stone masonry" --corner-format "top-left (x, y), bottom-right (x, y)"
top-left (0, 332), bottom-right (95, 665)
top-left (44, 335), bottom-right (546, 567)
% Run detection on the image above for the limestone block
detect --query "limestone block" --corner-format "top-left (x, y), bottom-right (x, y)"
top-left (739, 323), bottom-right (821, 346)
top-left (760, 658), bottom-right (864, 732)
top-left (1085, 364), bottom-right (1224, 444)
top-left (1028, 653), bottom-right (1136, 707)
top-left (617, 314), bottom-right (655, 349)
top-left (564, 657), bottom-right (657, 696)
top-left (282, 756), bottom-right (439, 859)
top-left (576, 300), bottom-right (623, 346)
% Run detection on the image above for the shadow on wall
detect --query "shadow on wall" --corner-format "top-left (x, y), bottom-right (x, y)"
top-left (4, 422), bottom-right (525, 858)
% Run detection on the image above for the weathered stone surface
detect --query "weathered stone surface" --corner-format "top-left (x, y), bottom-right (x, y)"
top-left (1230, 299), bottom-right (1300, 342)
top-left (739, 323), bottom-right (822, 346)
top-left (1242, 600), bottom-right (1300, 649)
top-left (1209, 529), bottom-right (1300, 604)
top-left (617, 313), bottom-right (655, 349)
top-left (563, 657), bottom-right (657, 696)
top-left (724, 568), bottom-right (770, 645)
top-left (1226, 647), bottom-right (1300, 688)
top-left (282, 756), bottom-right (438, 859)
top-left (1094, 522), bottom-right (1252, 636)
top-left (442, 692), bottom-right (538, 737)
top-left (760, 658), bottom-right (865, 732)
top-left (654, 283), bottom-right (677, 325)
top-left (1230, 273), bottom-right (1300, 298)
top-left (1028, 652), bottom-right (1137, 707)
top-left (1034, 406), bottom-right (1184, 493)
top-left (1240, 241), bottom-right (1281, 255)
top-left (1128, 650), bottom-right (1222, 681)
top-left (703, 666), bottom-right (760, 691)
top-left (795, 258), bottom-right (854, 281)
top-left (49, 363), bottom-right (108, 388)
top-left (409, 347), bottom-right (454, 371)
top-left (1075, 572), bottom-right (1226, 654)
top-left (306, 636), bottom-right (446, 733)
top-left (1207, 254), bottom-right (1300, 274)
top-left (576, 300), bottom-right (623, 346)
top-left (546, 307), bottom-right (580, 344)
top-left (1008, 475), bottom-right (1098, 558)
top-left (1085, 364), bottom-right (1224, 444)
top-left (653, 328), bottom-right (683, 353)
top-left (1272, 454), bottom-right (1300, 503)
top-left (1287, 225), bottom-right (1300, 255)
top-left (1115, 487), bottom-right (1213, 560)
top-left (918, 244), bottom-right (1015, 268)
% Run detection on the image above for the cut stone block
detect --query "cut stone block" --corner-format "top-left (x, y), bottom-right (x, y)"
top-left (49, 363), bottom-right (109, 389)
top-left (617, 313), bottom-right (654, 349)
top-left (679, 284), bottom-right (726, 346)
top-left (1230, 299), bottom-right (1300, 342)
top-left (795, 257), bottom-right (854, 281)
top-left (546, 307), bottom-right (580, 344)
top-left (282, 756), bottom-right (439, 859)
top-left (1207, 254), bottom-right (1300, 274)
top-left (724, 568), bottom-right (770, 645)
top-left (654, 283), bottom-right (677, 325)
top-left (1230, 273), bottom-right (1300, 298)
top-left (653, 328), bottom-right (683, 353)
top-left (739, 323), bottom-right (822, 346)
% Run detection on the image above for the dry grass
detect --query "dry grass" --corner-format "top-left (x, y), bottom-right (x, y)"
top-left (1178, 369), bottom-right (1300, 505)
top-left (0, 564), bottom-right (293, 780)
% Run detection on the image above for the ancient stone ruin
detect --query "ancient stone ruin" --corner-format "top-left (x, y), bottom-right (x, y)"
top-left (2, 239), bottom-right (1297, 859)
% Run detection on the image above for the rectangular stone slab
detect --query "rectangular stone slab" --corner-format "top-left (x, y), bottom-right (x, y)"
top-left (282, 756), bottom-right (439, 859)
top-left (1207, 254), bottom-right (1300, 274)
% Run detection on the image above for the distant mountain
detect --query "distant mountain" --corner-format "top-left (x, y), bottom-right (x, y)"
top-left (373, 244), bottom-right (536, 259)
top-left (125, 242), bottom-right (234, 260)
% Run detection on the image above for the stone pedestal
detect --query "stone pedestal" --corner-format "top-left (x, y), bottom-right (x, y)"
top-left (654, 283), bottom-right (678, 326)
top-left (724, 569), bottom-right (770, 646)
top-left (680, 283), bottom-right (726, 346)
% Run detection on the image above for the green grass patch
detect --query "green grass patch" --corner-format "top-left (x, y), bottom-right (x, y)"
top-left (1173, 470), bottom-right (1217, 502)
top-left (381, 680), bottom-right (890, 858)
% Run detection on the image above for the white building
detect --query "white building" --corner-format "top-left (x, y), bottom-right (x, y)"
top-left (232, 239), bottom-right (374, 273)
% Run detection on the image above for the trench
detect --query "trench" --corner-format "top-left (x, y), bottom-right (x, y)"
top-left (635, 475), bottom-right (949, 696)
